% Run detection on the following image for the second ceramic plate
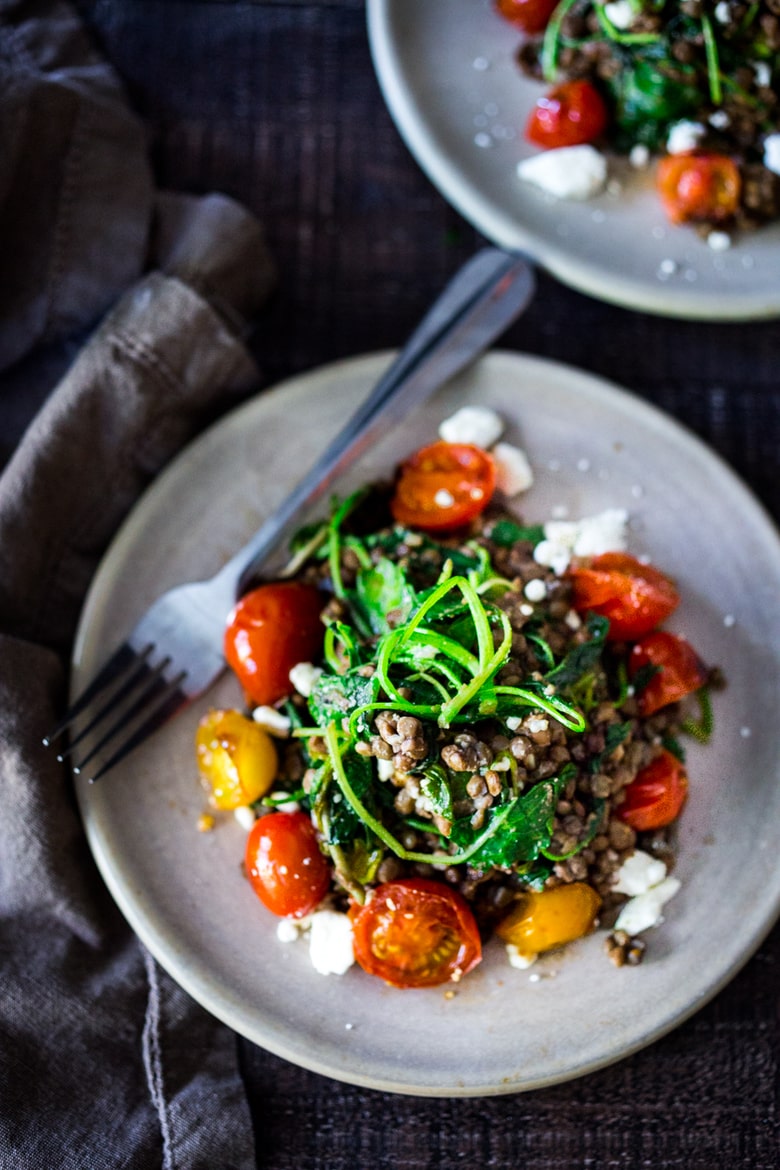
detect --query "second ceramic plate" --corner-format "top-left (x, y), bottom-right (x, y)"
top-left (368, 0), bottom-right (780, 320)
top-left (74, 352), bottom-right (780, 1095)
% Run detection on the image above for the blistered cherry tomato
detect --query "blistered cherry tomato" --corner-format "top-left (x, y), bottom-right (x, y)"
top-left (349, 878), bottom-right (482, 988)
top-left (224, 581), bottom-right (324, 706)
top-left (496, 882), bottom-right (602, 958)
top-left (617, 749), bottom-right (688, 831)
top-left (196, 708), bottom-right (278, 810)
top-left (568, 552), bottom-right (679, 641)
top-left (245, 811), bottom-right (331, 919)
top-left (629, 630), bottom-right (707, 716)
top-left (390, 441), bottom-right (496, 533)
top-left (495, 0), bottom-right (558, 34)
top-left (656, 152), bottom-right (741, 225)
top-left (525, 79), bottom-right (608, 149)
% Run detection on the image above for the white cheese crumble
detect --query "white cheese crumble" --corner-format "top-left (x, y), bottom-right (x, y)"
top-left (267, 789), bottom-right (301, 813)
top-left (438, 405), bottom-right (504, 448)
top-left (709, 109), bottom-right (730, 130)
top-left (308, 909), bottom-right (355, 976)
top-left (753, 60), bottom-right (771, 89)
top-left (523, 577), bottom-right (547, 603)
top-left (763, 133), bottom-right (780, 176)
top-left (613, 849), bottom-right (668, 896)
top-left (533, 508), bottom-right (629, 575)
top-left (505, 715), bottom-right (522, 731)
top-left (233, 805), bottom-right (256, 831)
top-left (276, 918), bottom-right (303, 943)
top-left (666, 121), bottom-right (705, 154)
top-left (252, 705), bottom-right (292, 736)
top-left (714, 0), bottom-right (730, 21)
top-left (517, 145), bottom-right (607, 200)
top-left (707, 230), bottom-right (731, 252)
top-left (506, 943), bottom-right (537, 969)
top-left (376, 757), bottom-right (396, 782)
top-left (492, 441), bottom-right (534, 496)
top-left (288, 661), bottom-right (322, 697)
top-left (629, 143), bottom-right (650, 169)
top-left (614, 877), bottom-right (681, 935)
top-left (603, 0), bottom-right (634, 30)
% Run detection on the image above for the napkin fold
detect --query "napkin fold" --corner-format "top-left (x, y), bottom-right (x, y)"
top-left (0, 3), bottom-right (276, 1167)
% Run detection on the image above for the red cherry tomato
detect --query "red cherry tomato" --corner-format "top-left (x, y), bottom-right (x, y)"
top-left (224, 581), bottom-right (324, 706)
top-left (525, 79), bottom-right (608, 149)
top-left (245, 811), bottom-right (331, 919)
top-left (617, 749), bottom-right (689, 831)
top-left (568, 552), bottom-right (679, 641)
top-left (495, 0), bottom-right (558, 34)
top-left (390, 441), bottom-right (496, 533)
top-left (629, 630), bottom-right (707, 716)
top-left (656, 152), bottom-right (741, 225)
top-left (349, 878), bottom-right (482, 988)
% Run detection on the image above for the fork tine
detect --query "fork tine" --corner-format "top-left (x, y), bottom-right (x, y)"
top-left (70, 657), bottom-right (179, 773)
top-left (56, 652), bottom-right (161, 762)
top-left (80, 677), bottom-right (189, 783)
top-left (43, 643), bottom-right (153, 747)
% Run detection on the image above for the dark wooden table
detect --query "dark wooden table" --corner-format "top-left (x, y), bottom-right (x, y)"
top-left (14, 2), bottom-right (780, 1166)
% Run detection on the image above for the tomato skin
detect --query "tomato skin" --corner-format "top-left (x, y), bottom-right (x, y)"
top-left (656, 152), bottom-right (741, 225)
top-left (495, 0), bottom-right (558, 34)
top-left (349, 878), bottom-right (482, 988)
top-left (390, 441), bottom-right (496, 533)
top-left (245, 811), bottom-right (331, 919)
top-left (629, 630), bottom-right (707, 716)
top-left (568, 552), bottom-right (680, 641)
top-left (196, 708), bottom-right (277, 809)
top-left (617, 749), bottom-right (688, 831)
top-left (224, 582), bottom-right (324, 706)
top-left (496, 882), bottom-right (601, 957)
top-left (525, 80), bottom-right (608, 149)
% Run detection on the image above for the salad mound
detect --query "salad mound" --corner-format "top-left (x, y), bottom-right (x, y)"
top-left (196, 412), bottom-right (717, 988)
top-left (498, 0), bottom-right (780, 236)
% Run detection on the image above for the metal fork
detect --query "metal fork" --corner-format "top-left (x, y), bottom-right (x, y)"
top-left (44, 248), bottom-right (536, 781)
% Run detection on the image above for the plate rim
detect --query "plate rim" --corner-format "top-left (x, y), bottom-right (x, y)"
top-left (74, 349), bottom-right (780, 1096)
top-left (366, 0), bottom-right (780, 322)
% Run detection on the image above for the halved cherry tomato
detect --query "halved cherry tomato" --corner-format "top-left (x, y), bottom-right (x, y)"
top-left (568, 552), bottom-right (679, 641)
top-left (617, 749), bottom-right (688, 831)
top-left (656, 152), bottom-right (741, 225)
top-left (629, 630), bottom-right (707, 716)
top-left (496, 882), bottom-right (601, 958)
top-left (495, 0), bottom-right (558, 34)
top-left (525, 79), bottom-right (608, 149)
top-left (196, 708), bottom-right (277, 810)
top-left (390, 441), bottom-right (496, 533)
top-left (224, 581), bottom-right (324, 706)
top-left (245, 811), bottom-right (331, 919)
top-left (349, 878), bottom-right (482, 988)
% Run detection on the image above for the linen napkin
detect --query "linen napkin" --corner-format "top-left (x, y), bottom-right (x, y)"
top-left (0, 3), bottom-right (276, 1167)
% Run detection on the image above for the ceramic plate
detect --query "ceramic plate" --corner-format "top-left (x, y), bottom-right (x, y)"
top-left (74, 352), bottom-right (780, 1096)
top-left (367, 0), bottom-right (780, 320)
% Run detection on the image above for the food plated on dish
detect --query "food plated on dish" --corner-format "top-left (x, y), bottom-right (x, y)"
top-left (367, 0), bottom-right (780, 318)
top-left (197, 404), bottom-right (717, 989)
top-left (73, 352), bottom-right (780, 1093)
top-left (497, 0), bottom-right (780, 245)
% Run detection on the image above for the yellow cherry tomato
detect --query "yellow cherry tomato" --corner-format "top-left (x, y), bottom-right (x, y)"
top-left (196, 709), bottom-right (277, 810)
top-left (495, 882), bottom-right (601, 958)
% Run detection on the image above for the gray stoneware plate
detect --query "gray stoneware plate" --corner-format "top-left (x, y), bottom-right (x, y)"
top-left (74, 351), bottom-right (780, 1096)
top-left (367, 0), bottom-right (780, 321)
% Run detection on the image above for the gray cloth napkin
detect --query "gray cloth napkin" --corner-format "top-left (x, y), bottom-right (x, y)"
top-left (0, 4), bottom-right (276, 1166)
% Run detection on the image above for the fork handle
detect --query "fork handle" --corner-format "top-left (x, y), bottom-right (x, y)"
top-left (214, 247), bottom-right (536, 601)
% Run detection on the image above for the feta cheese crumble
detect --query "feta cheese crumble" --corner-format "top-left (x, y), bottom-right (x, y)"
top-left (603, 0), bottom-right (634, 30)
top-left (308, 909), bottom-right (355, 975)
top-left (233, 805), bottom-right (256, 831)
top-left (763, 133), bottom-right (780, 176)
top-left (666, 120), bottom-right (705, 154)
top-left (492, 441), bottom-right (534, 496)
top-left (289, 661), bottom-right (323, 697)
top-left (506, 943), bottom-right (537, 969)
top-left (517, 145), bottom-right (607, 200)
top-left (613, 850), bottom-right (681, 934)
top-left (252, 705), bottom-right (292, 736)
top-left (533, 508), bottom-right (629, 575)
top-left (438, 405), bottom-right (504, 448)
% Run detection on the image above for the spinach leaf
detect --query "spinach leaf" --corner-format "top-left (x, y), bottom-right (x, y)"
top-left (588, 721), bottom-right (632, 772)
top-left (449, 771), bottom-right (569, 870)
top-left (321, 749), bottom-right (377, 846)
top-left (308, 668), bottom-right (380, 735)
top-left (488, 518), bottom-right (545, 548)
top-left (354, 556), bottom-right (416, 635)
top-left (546, 614), bottom-right (609, 690)
top-left (419, 763), bottom-right (453, 820)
